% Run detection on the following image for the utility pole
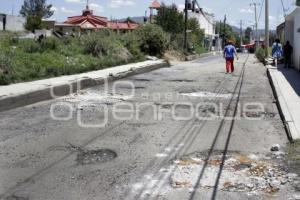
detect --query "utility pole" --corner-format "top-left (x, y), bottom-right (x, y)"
top-left (184, 0), bottom-right (188, 51)
top-left (240, 20), bottom-right (243, 47)
top-left (250, 3), bottom-right (259, 48)
top-left (219, 20), bottom-right (222, 35)
top-left (223, 15), bottom-right (226, 48)
top-left (265, 0), bottom-right (269, 57)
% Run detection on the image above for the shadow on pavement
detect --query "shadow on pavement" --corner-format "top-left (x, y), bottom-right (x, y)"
top-left (278, 65), bottom-right (300, 97)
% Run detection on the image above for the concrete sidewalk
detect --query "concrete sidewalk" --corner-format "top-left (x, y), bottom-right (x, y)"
top-left (267, 64), bottom-right (300, 140)
top-left (0, 59), bottom-right (169, 112)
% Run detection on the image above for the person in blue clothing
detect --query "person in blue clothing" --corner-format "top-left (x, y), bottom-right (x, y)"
top-left (223, 40), bottom-right (239, 74)
top-left (272, 39), bottom-right (283, 67)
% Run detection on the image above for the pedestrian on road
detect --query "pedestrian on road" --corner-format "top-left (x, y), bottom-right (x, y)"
top-left (223, 40), bottom-right (239, 74)
top-left (272, 39), bottom-right (283, 68)
top-left (283, 41), bottom-right (293, 69)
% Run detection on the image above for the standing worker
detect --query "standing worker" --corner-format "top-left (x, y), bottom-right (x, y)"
top-left (272, 39), bottom-right (283, 68)
top-left (223, 40), bottom-right (239, 74)
top-left (283, 41), bottom-right (293, 69)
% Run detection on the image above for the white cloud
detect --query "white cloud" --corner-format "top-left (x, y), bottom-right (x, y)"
top-left (269, 15), bottom-right (275, 21)
top-left (239, 8), bottom-right (254, 14)
top-left (51, 6), bottom-right (58, 12)
top-left (60, 7), bottom-right (75, 13)
top-left (65, 0), bottom-right (85, 3)
top-left (90, 3), bottom-right (104, 13)
top-left (178, 4), bottom-right (185, 12)
top-left (203, 6), bottom-right (213, 13)
top-left (109, 0), bottom-right (135, 8)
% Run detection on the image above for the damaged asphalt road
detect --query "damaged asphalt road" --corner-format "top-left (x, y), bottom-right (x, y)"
top-left (0, 54), bottom-right (299, 200)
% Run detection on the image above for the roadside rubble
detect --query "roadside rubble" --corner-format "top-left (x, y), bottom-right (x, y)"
top-left (128, 150), bottom-right (300, 199)
top-left (170, 151), bottom-right (297, 195)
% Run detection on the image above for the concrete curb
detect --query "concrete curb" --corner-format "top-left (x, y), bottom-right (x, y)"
top-left (0, 60), bottom-right (169, 112)
top-left (185, 51), bottom-right (222, 61)
top-left (267, 66), bottom-right (300, 141)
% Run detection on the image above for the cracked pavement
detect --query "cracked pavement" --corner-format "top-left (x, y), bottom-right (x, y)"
top-left (0, 54), bottom-right (299, 200)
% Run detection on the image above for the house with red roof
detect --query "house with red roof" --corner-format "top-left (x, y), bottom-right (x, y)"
top-left (55, 4), bottom-right (139, 34)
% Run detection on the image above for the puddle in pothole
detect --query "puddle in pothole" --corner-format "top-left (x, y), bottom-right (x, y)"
top-left (180, 91), bottom-right (233, 98)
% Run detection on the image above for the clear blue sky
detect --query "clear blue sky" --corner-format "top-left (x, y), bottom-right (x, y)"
top-left (0, 0), bottom-right (297, 29)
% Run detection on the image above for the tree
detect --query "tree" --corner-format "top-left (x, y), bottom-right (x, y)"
top-left (135, 24), bottom-right (168, 56)
top-left (244, 27), bottom-right (252, 43)
top-left (215, 21), bottom-right (241, 45)
top-left (155, 3), bottom-right (184, 34)
top-left (124, 17), bottom-right (135, 24)
top-left (20, 0), bottom-right (54, 32)
top-left (187, 18), bottom-right (204, 46)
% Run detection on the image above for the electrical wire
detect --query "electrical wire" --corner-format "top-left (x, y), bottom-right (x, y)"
top-left (257, 0), bottom-right (264, 23)
top-left (193, 0), bottom-right (215, 25)
top-left (280, 0), bottom-right (286, 17)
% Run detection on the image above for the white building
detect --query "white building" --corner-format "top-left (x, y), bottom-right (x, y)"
top-left (285, 7), bottom-right (300, 71)
top-left (189, 10), bottom-right (215, 36)
top-left (188, 9), bottom-right (216, 50)
top-left (0, 14), bottom-right (25, 32)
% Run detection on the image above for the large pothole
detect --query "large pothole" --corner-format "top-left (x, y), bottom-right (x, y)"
top-left (76, 149), bottom-right (117, 165)
top-left (49, 144), bottom-right (117, 165)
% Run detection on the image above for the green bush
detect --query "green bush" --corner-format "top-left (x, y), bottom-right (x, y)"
top-left (20, 39), bottom-right (40, 53)
top-left (40, 37), bottom-right (59, 51)
top-left (169, 34), bottom-right (184, 50)
top-left (82, 30), bottom-right (122, 57)
top-left (0, 30), bottom-right (146, 85)
top-left (255, 47), bottom-right (266, 62)
top-left (134, 24), bottom-right (168, 56)
top-left (120, 32), bottom-right (144, 60)
top-left (20, 37), bottom-right (59, 53)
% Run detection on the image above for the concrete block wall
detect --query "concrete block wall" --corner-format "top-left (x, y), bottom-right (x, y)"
top-left (0, 15), bottom-right (25, 32)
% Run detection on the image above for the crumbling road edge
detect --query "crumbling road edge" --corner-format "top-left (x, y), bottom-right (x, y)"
top-left (0, 60), bottom-right (169, 112)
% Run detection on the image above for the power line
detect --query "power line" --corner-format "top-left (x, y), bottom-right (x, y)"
top-left (280, 0), bottom-right (287, 17)
top-left (215, 0), bottom-right (235, 15)
top-left (258, 0), bottom-right (264, 23)
top-left (192, 0), bottom-right (214, 25)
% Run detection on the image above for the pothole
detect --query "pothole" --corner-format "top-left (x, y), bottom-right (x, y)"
top-left (60, 91), bottom-right (130, 105)
top-left (169, 151), bottom-right (295, 194)
top-left (128, 150), bottom-right (300, 199)
top-left (48, 144), bottom-right (117, 165)
top-left (166, 79), bottom-right (195, 82)
top-left (132, 78), bottom-right (151, 82)
top-left (244, 111), bottom-right (276, 119)
top-left (180, 91), bottom-right (233, 98)
top-left (4, 195), bottom-right (28, 200)
top-left (117, 86), bottom-right (146, 89)
top-left (76, 149), bottom-right (117, 165)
